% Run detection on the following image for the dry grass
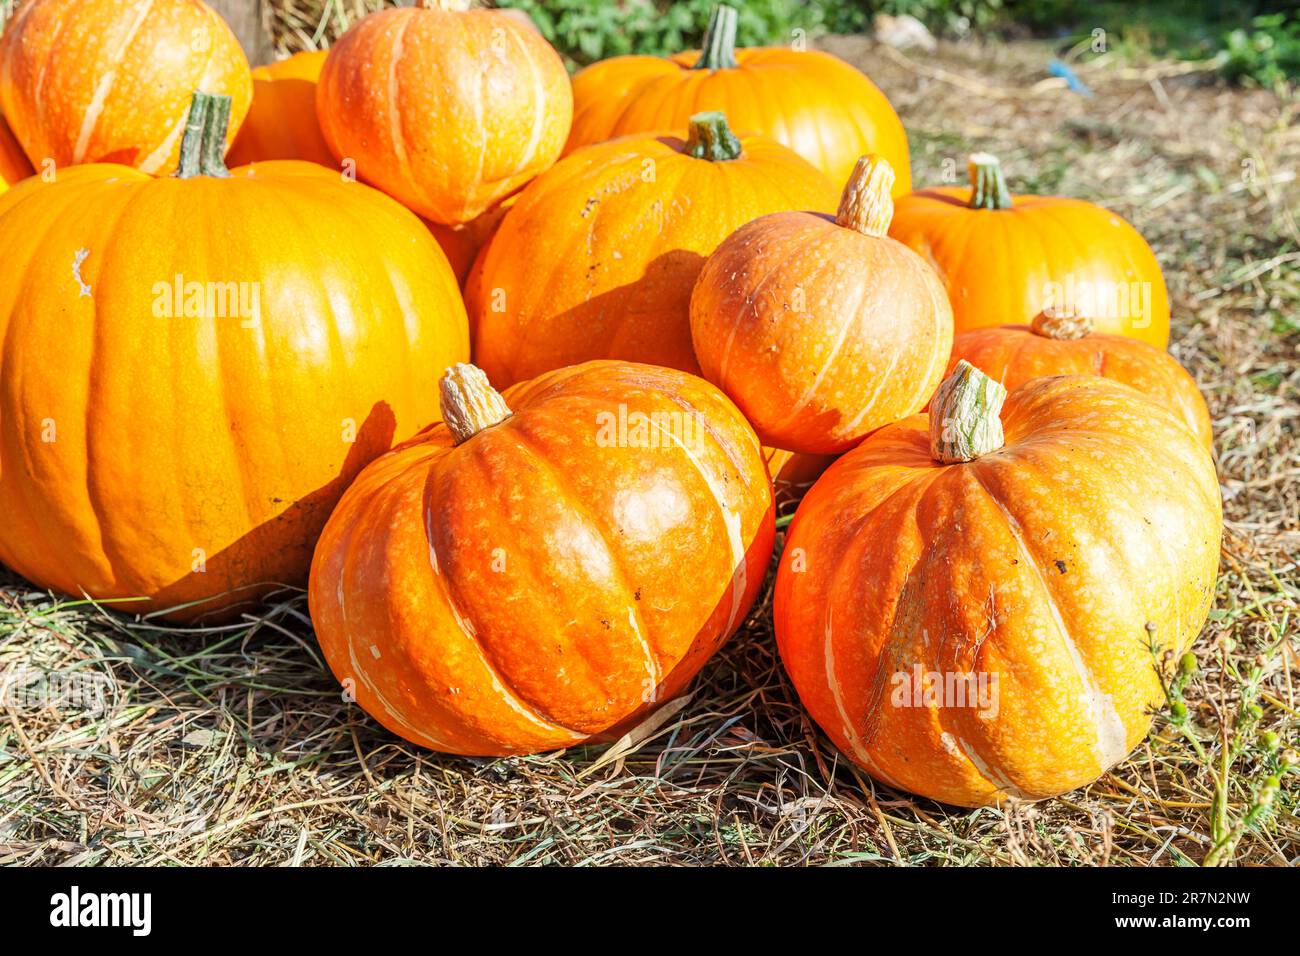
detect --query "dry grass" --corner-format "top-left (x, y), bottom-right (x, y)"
top-left (1, 18), bottom-right (1297, 866)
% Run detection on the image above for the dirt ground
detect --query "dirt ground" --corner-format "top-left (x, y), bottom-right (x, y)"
top-left (1, 32), bottom-right (1297, 865)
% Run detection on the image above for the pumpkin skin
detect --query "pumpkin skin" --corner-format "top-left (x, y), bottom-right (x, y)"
top-left (316, 0), bottom-right (572, 225)
top-left (470, 112), bottom-right (838, 387)
top-left (227, 51), bottom-right (334, 168)
top-left (308, 361), bottom-right (775, 756)
top-left (0, 0), bottom-right (252, 174)
top-left (775, 368), bottom-right (1222, 807)
top-left (0, 95), bottom-right (469, 620)
top-left (567, 4), bottom-right (910, 198)
top-left (890, 153), bottom-right (1170, 347)
top-left (692, 156), bottom-right (953, 455)
top-left (946, 307), bottom-right (1213, 449)
top-left (0, 111), bottom-right (32, 192)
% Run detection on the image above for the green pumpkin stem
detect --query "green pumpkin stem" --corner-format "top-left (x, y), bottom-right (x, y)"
top-left (440, 364), bottom-right (513, 444)
top-left (929, 361), bottom-right (1008, 463)
top-left (175, 91), bottom-right (231, 179)
top-left (967, 152), bottom-right (1012, 210)
top-left (694, 4), bottom-right (739, 70)
top-left (685, 111), bottom-right (742, 162)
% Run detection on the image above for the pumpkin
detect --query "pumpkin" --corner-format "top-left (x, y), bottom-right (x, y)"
top-left (946, 305), bottom-right (1213, 449)
top-left (470, 111), bottom-right (838, 387)
top-left (566, 4), bottom-right (911, 198)
top-left (316, 0), bottom-right (572, 225)
top-left (308, 361), bottom-right (775, 755)
top-left (0, 111), bottom-right (32, 191)
top-left (0, 0), bottom-right (252, 174)
top-left (691, 155), bottom-right (953, 455)
top-left (774, 362), bottom-right (1222, 807)
top-left (889, 153), bottom-right (1170, 347)
top-left (227, 51), bottom-right (334, 168)
top-left (0, 93), bottom-right (469, 620)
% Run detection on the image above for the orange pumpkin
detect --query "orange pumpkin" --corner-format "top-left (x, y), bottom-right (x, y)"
top-left (316, 0), bottom-right (572, 225)
top-left (946, 305), bottom-right (1213, 449)
top-left (227, 51), bottom-right (334, 168)
top-left (0, 93), bottom-right (469, 620)
top-left (567, 4), bottom-right (910, 198)
top-left (470, 111), bottom-right (838, 387)
top-left (775, 363), bottom-right (1222, 807)
top-left (0, 110), bottom-right (32, 191)
top-left (309, 361), bottom-right (775, 755)
top-left (691, 155), bottom-right (953, 455)
top-left (890, 153), bottom-right (1170, 347)
top-left (0, 0), bottom-right (252, 174)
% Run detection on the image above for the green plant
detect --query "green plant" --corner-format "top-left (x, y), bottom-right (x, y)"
top-left (1217, 14), bottom-right (1300, 87)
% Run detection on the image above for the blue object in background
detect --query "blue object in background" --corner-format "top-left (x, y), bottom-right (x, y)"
top-left (1049, 59), bottom-right (1094, 96)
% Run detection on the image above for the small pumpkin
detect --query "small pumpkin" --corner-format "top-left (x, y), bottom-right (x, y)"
top-left (946, 305), bottom-right (1212, 449)
top-left (567, 4), bottom-right (911, 197)
top-left (227, 51), bottom-right (334, 168)
top-left (316, 0), bottom-right (572, 225)
top-left (691, 155), bottom-right (953, 455)
top-left (0, 93), bottom-right (469, 620)
top-left (470, 111), bottom-right (838, 387)
top-left (0, 110), bottom-right (32, 191)
top-left (889, 153), bottom-right (1170, 347)
top-left (0, 0), bottom-right (252, 174)
top-left (775, 362), bottom-right (1222, 807)
top-left (309, 361), bottom-right (775, 755)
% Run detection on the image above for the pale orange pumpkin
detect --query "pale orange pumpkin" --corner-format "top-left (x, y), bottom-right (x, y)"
top-left (890, 153), bottom-right (1170, 346)
top-left (0, 93), bottom-right (468, 620)
top-left (309, 361), bottom-right (775, 755)
top-left (946, 305), bottom-right (1213, 449)
top-left (470, 111), bottom-right (838, 387)
top-left (227, 51), bottom-right (334, 168)
top-left (0, 0), bottom-right (252, 174)
top-left (692, 155), bottom-right (953, 455)
top-left (567, 4), bottom-right (911, 197)
top-left (775, 363), bottom-right (1222, 807)
top-left (316, 0), bottom-right (572, 225)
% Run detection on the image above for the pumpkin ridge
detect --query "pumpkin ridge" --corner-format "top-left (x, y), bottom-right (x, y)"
top-left (709, 218), bottom-right (797, 387)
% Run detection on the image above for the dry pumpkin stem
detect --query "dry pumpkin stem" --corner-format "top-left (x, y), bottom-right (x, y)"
top-left (439, 363), bottom-right (512, 444)
top-left (1031, 304), bottom-right (1093, 340)
top-left (1, 7), bottom-right (1296, 869)
top-left (835, 155), bottom-right (896, 237)
top-left (929, 361), bottom-right (1007, 463)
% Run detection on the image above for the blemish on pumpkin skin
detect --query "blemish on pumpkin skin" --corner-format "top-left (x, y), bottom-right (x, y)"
top-left (1055, 559), bottom-right (1068, 574)
top-left (72, 248), bottom-right (92, 298)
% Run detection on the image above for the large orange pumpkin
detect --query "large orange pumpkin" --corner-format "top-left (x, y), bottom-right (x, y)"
top-left (566, 4), bottom-right (911, 198)
top-left (309, 361), bottom-right (775, 755)
top-left (470, 111), bottom-right (838, 387)
top-left (775, 363), bottom-right (1222, 807)
top-left (946, 305), bottom-right (1212, 449)
top-left (890, 153), bottom-right (1170, 347)
top-left (316, 0), bottom-right (572, 225)
top-left (0, 93), bottom-right (468, 620)
top-left (691, 155), bottom-right (953, 455)
top-left (227, 51), bottom-right (334, 168)
top-left (0, 111), bottom-right (32, 191)
top-left (0, 0), bottom-right (252, 174)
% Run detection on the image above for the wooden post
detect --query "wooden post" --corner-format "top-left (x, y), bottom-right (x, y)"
top-left (207, 0), bottom-right (274, 66)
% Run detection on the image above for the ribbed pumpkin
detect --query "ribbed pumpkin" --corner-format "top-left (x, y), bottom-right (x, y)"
top-left (890, 153), bottom-right (1170, 347)
top-left (309, 361), bottom-right (775, 755)
top-left (775, 364), bottom-right (1222, 807)
top-left (227, 51), bottom-right (333, 168)
top-left (0, 0), bottom-right (252, 174)
top-left (567, 4), bottom-right (910, 198)
top-left (691, 155), bottom-right (953, 455)
top-left (946, 305), bottom-right (1212, 449)
top-left (0, 111), bottom-right (32, 191)
top-left (471, 111), bottom-right (838, 387)
top-left (0, 93), bottom-right (469, 620)
top-left (316, 0), bottom-right (572, 225)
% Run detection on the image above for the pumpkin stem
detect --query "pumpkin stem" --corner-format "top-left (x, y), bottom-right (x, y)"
top-left (967, 152), bottom-right (1012, 210)
top-left (175, 91), bottom-right (231, 179)
top-left (694, 4), bottom-right (739, 71)
top-left (440, 363), bottom-right (513, 444)
top-left (416, 0), bottom-right (470, 10)
top-left (685, 111), bottom-right (742, 162)
top-left (835, 155), bottom-right (896, 237)
top-left (929, 361), bottom-right (1008, 464)
top-left (1031, 304), bottom-right (1093, 340)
